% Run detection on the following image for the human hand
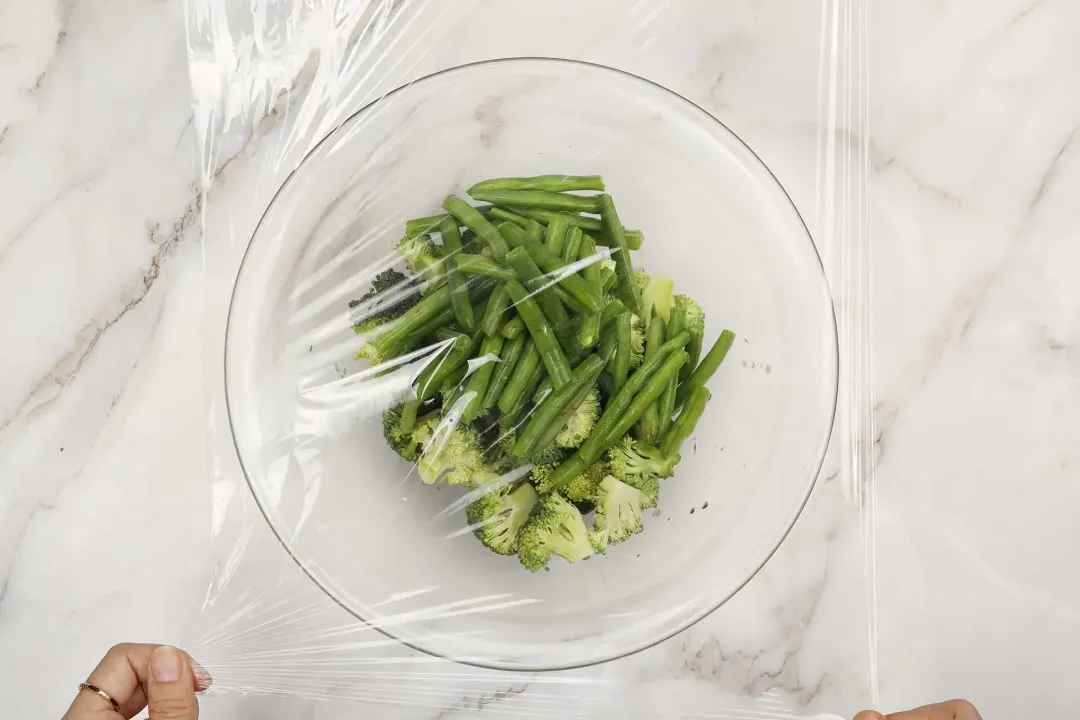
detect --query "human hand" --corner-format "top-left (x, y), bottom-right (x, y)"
top-left (62, 643), bottom-right (210, 719)
top-left (855, 700), bottom-right (982, 720)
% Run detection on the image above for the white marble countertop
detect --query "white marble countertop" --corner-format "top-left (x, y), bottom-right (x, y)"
top-left (2, 1), bottom-right (1079, 718)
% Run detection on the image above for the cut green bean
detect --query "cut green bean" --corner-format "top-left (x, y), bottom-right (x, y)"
top-left (662, 386), bottom-right (711, 457)
top-left (543, 215), bottom-right (569, 256)
top-left (498, 222), bottom-right (604, 313)
top-left (404, 206), bottom-right (493, 237)
top-left (676, 329), bottom-right (736, 409)
top-left (600, 298), bottom-right (629, 329)
top-left (514, 354), bottom-right (604, 457)
top-left (499, 361), bottom-right (546, 428)
top-left (598, 194), bottom-right (642, 315)
top-left (478, 282), bottom-right (510, 337)
top-left (470, 189), bottom-right (600, 213)
top-left (505, 246), bottom-right (579, 361)
top-left (525, 218), bottom-right (544, 242)
top-left (452, 253), bottom-right (515, 281)
top-left (553, 285), bottom-right (588, 316)
top-left (415, 334), bottom-right (471, 401)
top-left (439, 217), bottom-right (475, 332)
top-left (612, 311), bottom-right (632, 395)
top-left (443, 195), bottom-right (509, 260)
top-left (605, 351), bottom-right (688, 448)
top-left (504, 278), bottom-right (573, 389)
top-left (481, 332), bottom-right (526, 412)
top-left (533, 367), bottom-right (603, 453)
top-left (577, 234), bottom-right (603, 348)
top-left (601, 265), bottom-right (617, 294)
top-left (461, 334), bottom-right (504, 421)
top-left (506, 208), bottom-right (644, 250)
top-left (487, 207), bottom-right (529, 228)
top-left (469, 175), bottom-right (605, 193)
top-left (500, 314), bottom-right (525, 339)
top-left (561, 226), bottom-right (583, 263)
top-left (497, 340), bottom-right (540, 415)
top-left (658, 307), bottom-right (686, 439)
top-left (400, 398), bottom-right (421, 433)
top-left (637, 316), bottom-right (667, 443)
top-left (683, 325), bottom-right (704, 382)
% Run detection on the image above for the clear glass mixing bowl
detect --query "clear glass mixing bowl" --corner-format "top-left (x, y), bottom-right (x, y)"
top-left (225, 58), bottom-right (838, 671)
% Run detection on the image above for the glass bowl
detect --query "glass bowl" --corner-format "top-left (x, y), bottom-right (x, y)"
top-left (225, 58), bottom-right (838, 671)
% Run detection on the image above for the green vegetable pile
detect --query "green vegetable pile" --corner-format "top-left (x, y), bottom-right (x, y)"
top-left (350, 175), bottom-right (735, 572)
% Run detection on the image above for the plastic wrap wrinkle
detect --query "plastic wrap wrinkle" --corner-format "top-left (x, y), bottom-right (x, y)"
top-left (189, 0), bottom-right (875, 716)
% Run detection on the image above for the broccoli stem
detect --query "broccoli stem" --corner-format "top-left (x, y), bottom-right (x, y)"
top-left (404, 205), bottom-right (492, 237)
top-left (443, 195), bottom-right (510, 260)
top-left (504, 278), bottom-right (573, 389)
top-left (439, 217), bottom-right (476, 332)
top-left (481, 332), bottom-right (526, 412)
top-left (461, 333), bottom-right (505, 421)
top-left (597, 194), bottom-right (642, 315)
top-left (478, 282), bottom-right (510, 337)
top-left (637, 316), bottom-right (668, 443)
top-left (544, 331), bottom-right (690, 489)
top-left (514, 354), bottom-right (604, 457)
top-left (500, 208), bottom-right (644, 251)
top-left (561, 226), bottom-right (584, 263)
top-left (676, 329), bottom-right (736, 410)
top-left (497, 222), bottom-right (605, 313)
top-left (469, 175), bottom-right (605, 193)
top-left (499, 361), bottom-right (547, 429)
top-left (497, 340), bottom-right (540, 416)
top-left (657, 307), bottom-right (686, 439)
top-left (400, 398), bottom-right (421, 433)
top-left (452, 253), bottom-right (515, 281)
top-left (612, 311), bottom-right (632, 395)
top-left (543, 214), bottom-right (569, 256)
top-left (500, 314), bottom-right (525, 339)
top-left (469, 189), bottom-right (600, 213)
top-left (661, 386), bottom-right (711, 457)
top-left (532, 363), bottom-right (604, 453)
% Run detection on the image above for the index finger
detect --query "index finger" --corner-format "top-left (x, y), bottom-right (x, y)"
top-left (63, 644), bottom-right (209, 720)
top-left (887, 700), bottom-right (983, 720)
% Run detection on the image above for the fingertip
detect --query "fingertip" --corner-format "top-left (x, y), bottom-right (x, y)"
top-left (150, 646), bottom-right (186, 684)
top-left (853, 712), bottom-right (886, 720)
top-left (190, 658), bottom-right (213, 692)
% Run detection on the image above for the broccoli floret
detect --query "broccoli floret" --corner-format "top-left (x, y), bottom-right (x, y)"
top-left (531, 442), bottom-right (568, 467)
top-left (413, 418), bottom-right (491, 487)
top-left (517, 492), bottom-right (594, 571)
top-left (382, 405), bottom-right (428, 461)
top-left (634, 268), bottom-right (650, 296)
top-left (629, 313), bottom-right (646, 369)
top-left (674, 294), bottom-right (704, 336)
top-left (350, 268), bottom-right (420, 362)
top-left (529, 462), bottom-right (559, 492)
top-left (607, 436), bottom-right (679, 481)
top-left (641, 272), bottom-right (674, 326)
top-left (466, 482), bottom-right (538, 555)
top-left (561, 461), bottom-right (607, 503)
top-left (555, 389), bottom-right (600, 449)
top-left (396, 235), bottom-right (445, 287)
top-left (589, 475), bottom-right (655, 553)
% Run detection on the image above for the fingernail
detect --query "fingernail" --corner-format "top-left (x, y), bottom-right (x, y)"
top-left (151, 646), bottom-right (184, 683)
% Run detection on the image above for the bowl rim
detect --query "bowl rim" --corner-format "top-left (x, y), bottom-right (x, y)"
top-left (224, 55), bottom-right (840, 672)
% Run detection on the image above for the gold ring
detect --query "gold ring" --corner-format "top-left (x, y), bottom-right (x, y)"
top-left (78, 682), bottom-right (120, 710)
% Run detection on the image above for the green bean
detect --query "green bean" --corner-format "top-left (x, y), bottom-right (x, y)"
top-left (469, 175), bottom-right (605, 193)
top-left (657, 307), bottom-right (686, 439)
top-left (500, 314), bottom-right (525, 339)
top-left (415, 334), bottom-right (471, 401)
top-left (400, 398), bottom-right (421, 433)
top-left (439, 217), bottom-right (475, 332)
top-left (442, 195), bottom-right (509, 260)
top-left (604, 351), bottom-right (688, 448)
top-left (600, 298), bottom-right (629, 329)
top-left (553, 286), bottom-right (588, 316)
top-left (601, 265), bottom-right (617, 294)
top-left (461, 334), bottom-right (505, 421)
top-left (481, 332), bottom-right (526, 412)
top-left (676, 329), bottom-right (736, 409)
top-left (598, 194), bottom-right (642, 315)
top-left (661, 386), bottom-right (711, 457)
top-left (561, 226), bottom-right (583, 263)
top-left (469, 189), bottom-right (600, 213)
top-left (543, 215), bottom-right (569, 256)
top-left (505, 208), bottom-right (644, 250)
top-left (514, 354), bottom-right (604, 457)
top-left (487, 207), bottom-right (529, 228)
top-left (532, 367), bottom-right (603, 453)
top-left (451, 253), bottom-right (515, 281)
top-left (404, 206), bottom-right (493, 237)
top-left (577, 234), bottom-right (603, 348)
top-left (478, 282), bottom-right (510, 337)
top-left (505, 246), bottom-right (580, 361)
top-left (532, 376), bottom-right (553, 404)
top-left (504, 279), bottom-right (572, 389)
top-left (498, 222), bottom-right (605, 313)
top-left (434, 326), bottom-right (462, 343)
top-left (499, 360), bottom-right (546, 428)
top-left (497, 340), bottom-right (540, 415)
top-left (683, 325), bottom-right (704, 382)
top-left (525, 218), bottom-right (545, 242)
top-left (637, 316), bottom-right (667, 443)
top-left (612, 311), bottom-right (632, 395)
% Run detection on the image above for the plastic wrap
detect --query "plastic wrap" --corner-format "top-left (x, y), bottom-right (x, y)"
top-left (186, 1), bottom-right (875, 717)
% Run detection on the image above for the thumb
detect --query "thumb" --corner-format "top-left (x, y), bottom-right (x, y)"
top-left (147, 646), bottom-right (200, 719)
